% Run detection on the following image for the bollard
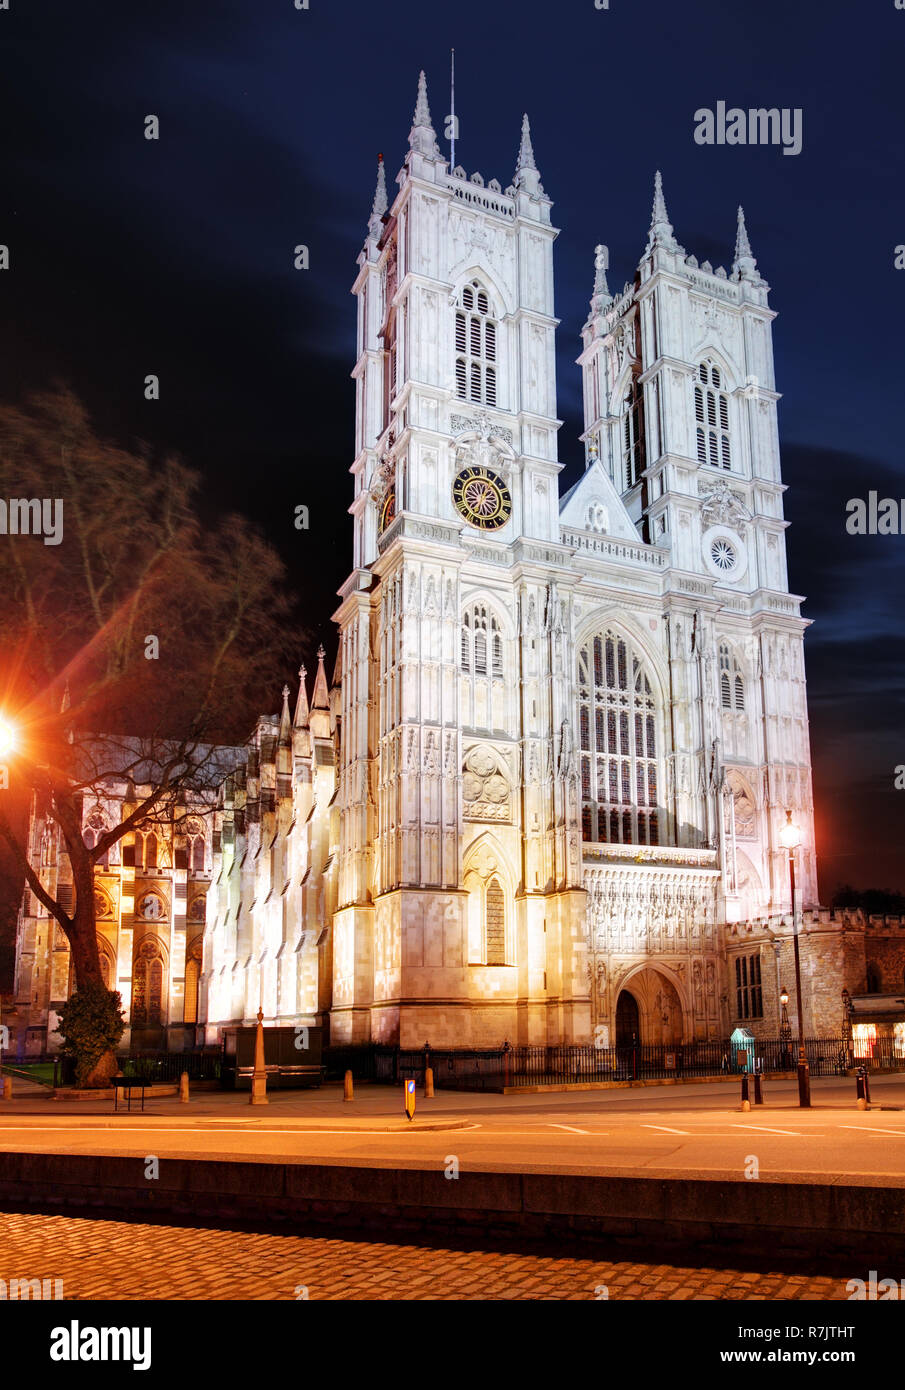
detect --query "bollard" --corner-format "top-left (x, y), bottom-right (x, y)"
top-left (250, 1006), bottom-right (268, 1106)
top-left (856, 1066), bottom-right (871, 1109)
top-left (740, 1073), bottom-right (750, 1111)
top-left (179, 1071), bottom-right (190, 1104)
top-left (753, 1074), bottom-right (764, 1106)
top-left (343, 1069), bottom-right (354, 1102)
top-left (424, 1066), bottom-right (434, 1099)
top-left (1, 1076), bottom-right (11, 1102)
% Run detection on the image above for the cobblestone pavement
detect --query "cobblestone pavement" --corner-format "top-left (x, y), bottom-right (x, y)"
top-left (0, 1210), bottom-right (849, 1300)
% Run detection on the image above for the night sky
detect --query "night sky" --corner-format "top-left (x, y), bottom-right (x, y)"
top-left (1, 0), bottom-right (903, 900)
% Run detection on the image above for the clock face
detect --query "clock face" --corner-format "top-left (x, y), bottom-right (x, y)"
top-left (379, 486), bottom-right (396, 535)
top-left (452, 466), bottom-right (512, 531)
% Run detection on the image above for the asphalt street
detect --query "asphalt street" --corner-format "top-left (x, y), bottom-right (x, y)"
top-left (0, 1073), bottom-right (902, 1181)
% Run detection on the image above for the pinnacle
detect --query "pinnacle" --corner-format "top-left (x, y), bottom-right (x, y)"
top-left (651, 170), bottom-right (671, 231)
top-left (413, 69), bottom-right (432, 128)
top-left (367, 154), bottom-right (387, 240)
top-left (593, 243), bottom-right (611, 298)
top-left (371, 155), bottom-right (387, 219)
top-left (516, 113), bottom-right (536, 171)
top-left (408, 69), bottom-right (440, 159)
top-left (734, 205), bottom-right (754, 263)
top-left (647, 169), bottom-right (678, 253)
top-left (293, 665), bottom-right (309, 729)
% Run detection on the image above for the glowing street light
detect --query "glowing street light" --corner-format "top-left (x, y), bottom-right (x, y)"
top-left (0, 718), bottom-right (17, 758)
top-left (779, 814), bottom-right (802, 851)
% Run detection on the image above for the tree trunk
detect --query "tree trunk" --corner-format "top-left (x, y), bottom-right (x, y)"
top-left (83, 1049), bottom-right (119, 1089)
top-left (58, 797), bottom-right (116, 1087)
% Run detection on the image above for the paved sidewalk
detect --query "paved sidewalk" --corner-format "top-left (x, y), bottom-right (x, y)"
top-left (0, 1209), bottom-right (850, 1300)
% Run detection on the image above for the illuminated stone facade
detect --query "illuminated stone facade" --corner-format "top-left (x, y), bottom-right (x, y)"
top-left (12, 74), bottom-right (840, 1055)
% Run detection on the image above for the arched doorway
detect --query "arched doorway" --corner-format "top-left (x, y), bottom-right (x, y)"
top-left (615, 989), bottom-right (640, 1045)
top-left (617, 967), bottom-right (685, 1045)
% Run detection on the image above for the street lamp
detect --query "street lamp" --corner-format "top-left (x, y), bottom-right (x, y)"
top-left (779, 986), bottom-right (791, 1070)
top-left (841, 988), bottom-right (854, 1070)
top-left (779, 810), bottom-right (810, 1107)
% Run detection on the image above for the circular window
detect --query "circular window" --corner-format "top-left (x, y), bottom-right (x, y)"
top-left (702, 525), bottom-right (747, 582)
top-left (710, 537), bottom-right (736, 571)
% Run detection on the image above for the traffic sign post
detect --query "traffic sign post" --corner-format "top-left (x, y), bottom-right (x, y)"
top-left (404, 1078), bottom-right (416, 1121)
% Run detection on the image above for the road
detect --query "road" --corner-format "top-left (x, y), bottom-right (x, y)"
top-left (0, 1073), bottom-right (903, 1181)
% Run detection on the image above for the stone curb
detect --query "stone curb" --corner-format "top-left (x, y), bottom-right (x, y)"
top-left (1, 1150), bottom-right (903, 1260)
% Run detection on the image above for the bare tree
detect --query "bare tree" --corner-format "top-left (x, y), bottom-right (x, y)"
top-left (0, 388), bottom-right (301, 1082)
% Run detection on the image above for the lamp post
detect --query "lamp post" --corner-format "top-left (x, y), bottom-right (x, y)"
top-left (779, 986), bottom-right (791, 1071)
top-left (779, 810), bottom-right (810, 1107)
top-left (842, 988), bottom-right (854, 1071)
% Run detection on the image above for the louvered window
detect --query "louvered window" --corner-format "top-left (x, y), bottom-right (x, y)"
top-left (696, 361), bottom-right (732, 471)
top-left (622, 373), bottom-right (646, 490)
top-left (455, 279), bottom-right (499, 407)
top-left (719, 642), bottom-right (746, 711)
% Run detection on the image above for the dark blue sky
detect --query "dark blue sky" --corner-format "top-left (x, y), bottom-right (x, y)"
top-left (1, 0), bottom-right (903, 896)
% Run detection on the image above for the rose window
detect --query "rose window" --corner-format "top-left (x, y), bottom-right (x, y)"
top-left (710, 538), bottom-right (736, 572)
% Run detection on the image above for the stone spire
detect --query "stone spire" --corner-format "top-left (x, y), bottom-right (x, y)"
top-left (513, 113), bottom-right (541, 194)
top-left (648, 170), bottom-right (677, 250)
top-left (367, 154), bottom-right (387, 241)
top-left (409, 70), bottom-right (440, 158)
top-left (732, 205), bottom-right (758, 280)
top-left (278, 684), bottom-right (292, 745)
top-left (309, 646), bottom-right (331, 740)
top-left (293, 665), bottom-right (309, 729)
top-left (312, 645), bottom-right (330, 711)
top-left (277, 683), bottom-right (293, 780)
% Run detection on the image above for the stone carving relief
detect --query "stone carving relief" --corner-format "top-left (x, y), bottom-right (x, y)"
top-left (726, 770), bottom-right (757, 839)
top-left (463, 748), bottom-right (511, 823)
top-left (450, 411), bottom-right (513, 445)
top-left (698, 478), bottom-right (752, 531)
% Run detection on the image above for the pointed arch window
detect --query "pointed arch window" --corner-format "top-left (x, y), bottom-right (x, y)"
top-left (695, 360), bottom-right (731, 470)
top-left (485, 878), bottom-right (506, 965)
top-left (183, 936), bottom-right (203, 1026)
top-left (131, 939), bottom-right (166, 1027)
top-left (622, 371), bottom-right (646, 491)
top-left (719, 642), bottom-right (746, 711)
top-left (578, 631), bottom-right (660, 846)
top-left (461, 605), bottom-right (504, 678)
top-left (455, 280), bottom-right (498, 407)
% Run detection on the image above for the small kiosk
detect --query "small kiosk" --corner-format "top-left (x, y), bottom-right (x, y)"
top-left (730, 1026), bottom-right (756, 1075)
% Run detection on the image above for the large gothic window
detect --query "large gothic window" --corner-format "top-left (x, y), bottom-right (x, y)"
top-left (695, 360), bottom-right (731, 471)
top-left (455, 281), bottom-right (497, 407)
top-left (578, 631), bottom-right (660, 846)
top-left (132, 938), bottom-right (166, 1027)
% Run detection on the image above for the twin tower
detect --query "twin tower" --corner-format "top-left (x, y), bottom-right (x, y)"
top-left (327, 72), bottom-right (816, 1048)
